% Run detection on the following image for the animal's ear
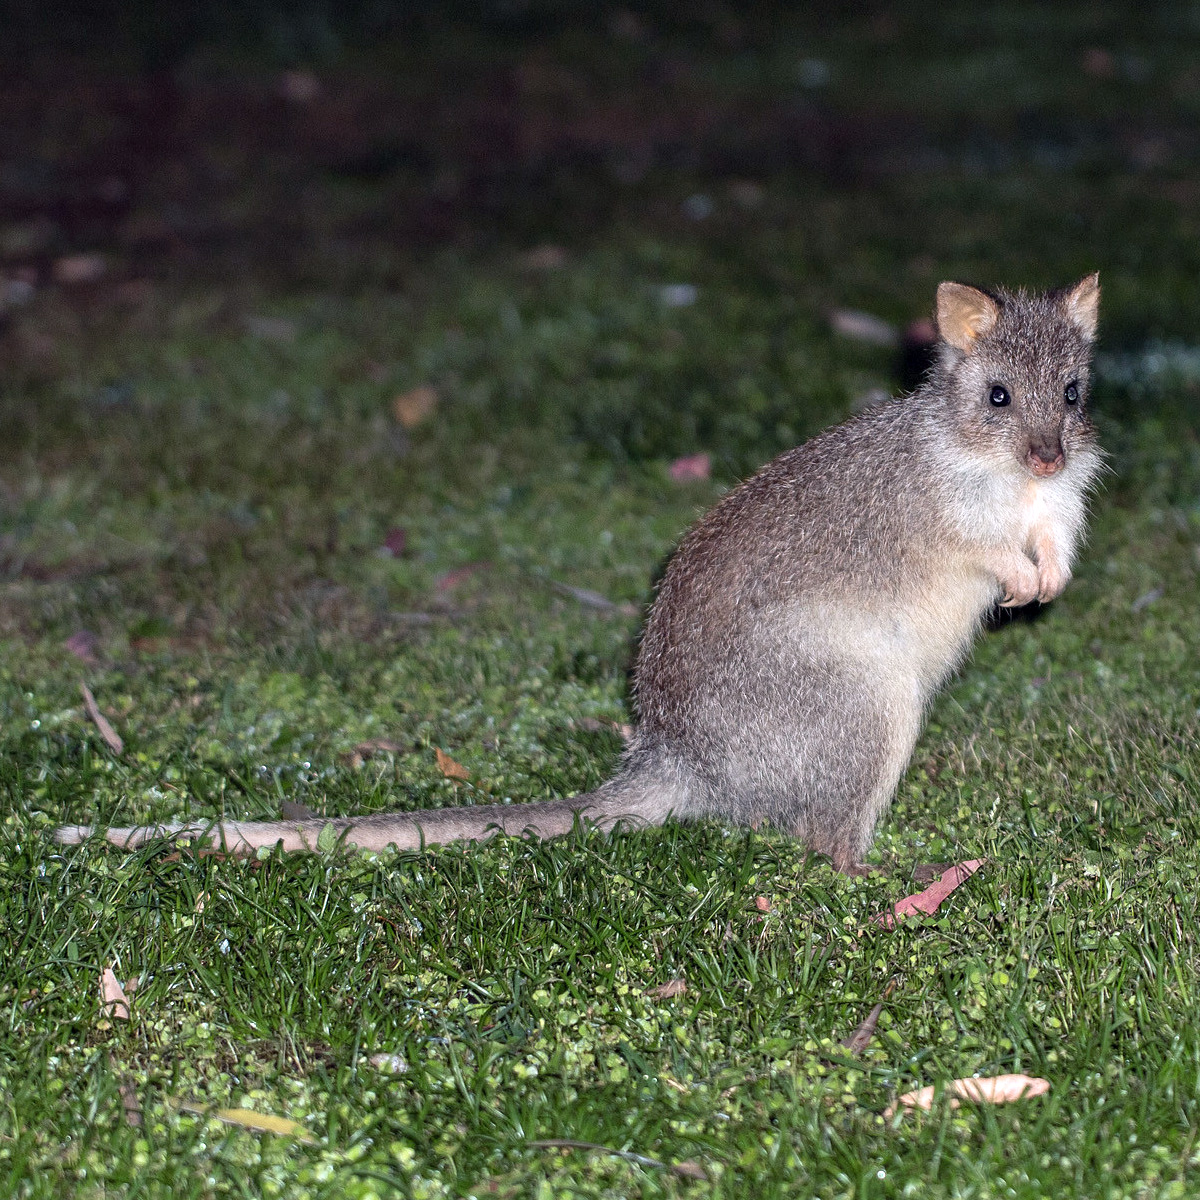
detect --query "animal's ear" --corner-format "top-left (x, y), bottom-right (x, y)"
top-left (1060, 272), bottom-right (1100, 341)
top-left (936, 282), bottom-right (1000, 354)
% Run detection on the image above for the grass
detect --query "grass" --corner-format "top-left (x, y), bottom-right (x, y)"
top-left (3, 5), bottom-right (1200, 1197)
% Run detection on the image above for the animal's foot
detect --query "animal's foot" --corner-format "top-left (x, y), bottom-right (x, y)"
top-left (831, 854), bottom-right (886, 878)
top-left (1035, 556), bottom-right (1070, 604)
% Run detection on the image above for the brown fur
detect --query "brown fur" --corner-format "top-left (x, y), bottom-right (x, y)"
top-left (57, 278), bottom-right (1103, 870)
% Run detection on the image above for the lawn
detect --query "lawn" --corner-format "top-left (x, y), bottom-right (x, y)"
top-left (3, 5), bottom-right (1200, 1197)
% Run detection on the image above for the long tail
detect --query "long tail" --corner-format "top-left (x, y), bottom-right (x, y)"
top-left (53, 768), bottom-right (685, 856)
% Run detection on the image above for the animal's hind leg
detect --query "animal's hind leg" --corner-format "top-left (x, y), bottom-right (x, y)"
top-left (785, 674), bottom-right (924, 874)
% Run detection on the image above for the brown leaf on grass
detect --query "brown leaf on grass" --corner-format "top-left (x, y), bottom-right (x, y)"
top-left (646, 978), bottom-right (687, 1000)
top-left (53, 253), bottom-right (107, 285)
top-left (106, 1051), bottom-right (143, 1127)
top-left (872, 858), bottom-right (985, 929)
top-left (668, 452), bottom-right (711, 482)
top-left (754, 895), bottom-right (771, 912)
top-left (841, 980), bottom-right (897, 1055)
top-left (518, 244), bottom-right (567, 271)
top-left (367, 1052), bottom-right (409, 1074)
top-left (830, 308), bottom-right (898, 347)
top-left (100, 968), bottom-right (130, 1020)
top-left (119, 1076), bottom-right (143, 1126)
top-left (81, 684), bottom-right (124, 754)
top-left (393, 384), bottom-right (438, 429)
top-left (279, 69), bottom-right (321, 104)
top-left (176, 1101), bottom-right (316, 1143)
top-left (436, 748), bottom-right (470, 781)
top-left (382, 527), bottom-right (407, 557)
top-left (1082, 47), bottom-right (1116, 78)
top-left (435, 561), bottom-right (489, 593)
top-left (243, 314), bottom-right (297, 342)
top-left (65, 630), bottom-right (100, 665)
top-left (280, 800), bottom-right (318, 821)
top-left (885, 1074), bottom-right (1050, 1119)
top-left (576, 717), bottom-right (634, 742)
top-left (359, 738), bottom-right (404, 755)
top-left (529, 1140), bottom-right (706, 1182)
top-left (343, 738), bottom-right (405, 769)
top-left (552, 580), bottom-right (619, 610)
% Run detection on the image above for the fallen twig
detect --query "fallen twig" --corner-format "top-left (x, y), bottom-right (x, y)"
top-left (81, 684), bottom-right (124, 754)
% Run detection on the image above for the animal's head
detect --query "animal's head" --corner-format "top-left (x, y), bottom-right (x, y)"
top-left (933, 275), bottom-right (1100, 478)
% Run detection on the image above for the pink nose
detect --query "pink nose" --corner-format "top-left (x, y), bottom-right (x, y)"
top-left (1027, 449), bottom-right (1064, 476)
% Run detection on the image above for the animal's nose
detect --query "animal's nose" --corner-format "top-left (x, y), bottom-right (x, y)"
top-left (1027, 443), bottom-right (1065, 476)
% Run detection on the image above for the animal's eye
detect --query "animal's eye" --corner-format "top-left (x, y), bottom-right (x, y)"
top-left (1065, 381), bottom-right (1080, 405)
top-left (988, 385), bottom-right (1011, 407)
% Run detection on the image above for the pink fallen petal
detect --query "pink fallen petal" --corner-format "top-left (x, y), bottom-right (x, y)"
top-left (100, 968), bottom-right (130, 1020)
top-left (886, 1073), bottom-right (1049, 1118)
top-left (669, 453), bottom-right (711, 482)
top-left (873, 858), bottom-right (985, 929)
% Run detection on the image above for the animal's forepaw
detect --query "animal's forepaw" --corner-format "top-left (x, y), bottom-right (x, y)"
top-left (998, 557), bottom-right (1040, 607)
top-left (1036, 557), bottom-right (1070, 604)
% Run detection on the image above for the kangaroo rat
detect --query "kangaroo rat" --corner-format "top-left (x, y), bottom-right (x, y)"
top-left (57, 276), bottom-right (1102, 871)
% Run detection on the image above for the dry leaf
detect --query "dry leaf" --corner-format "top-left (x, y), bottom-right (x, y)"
top-left (873, 858), bottom-right (985, 929)
top-left (553, 581), bottom-right (619, 610)
top-left (518, 244), bottom-right (567, 270)
top-left (658, 283), bottom-right (697, 308)
top-left (754, 895), bottom-right (771, 912)
top-left (344, 738), bottom-right (405, 769)
top-left (119, 1077), bottom-right (143, 1127)
top-left (368, 1052), bottom-right (409, 1074)
top-left (841, 981), bottom-right (896, 1055)
top-left (886, 1074), bottom-right (1050, 1119)
top-left (65, 630), bottom-right (100, 665)
top-left (435, 561), bottom-right (488, 592)
top-left (81, 684), bottom-right (124, 755)
top-left (646, 978), bottom-right (687, 1000)
top-left (393, 384), bottom-right (438, 429)
top-left (279, 69), bottom-right (321, 103)
top-left (382, 527), bottom-right (407, 557)
top-left (1082, 47), bottom-right (1116, 78)
top-left (436, 748), bottom-right (470, 781)
top-left (830, 308), bottom-right (898, 346)
top-left (177, 1102), bottom-right (316, 1144)
top-left (100, 968), bottom-right (130, 1020)
top-left (243, 314), bottom-right (297, 342)
top-left (727, 179), bottom-right (764, 208)
top-left (53, 253), bottom-right (107, 285)
top-left (576, 717), bottom-right (633, 741)
top-left (1131, 586), bottom-right (1163, 613)
top-left (668, 452), bottom-right (711, 482)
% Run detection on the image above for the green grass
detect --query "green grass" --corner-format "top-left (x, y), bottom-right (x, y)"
top-left (4, 6), bottom-right (1200, 1197)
